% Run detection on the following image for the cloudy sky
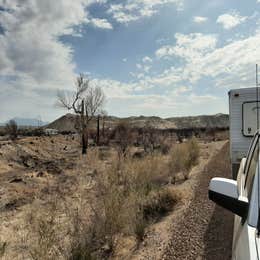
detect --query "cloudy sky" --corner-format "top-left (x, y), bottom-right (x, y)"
top-left (0, 0), bottom-right (260, 122)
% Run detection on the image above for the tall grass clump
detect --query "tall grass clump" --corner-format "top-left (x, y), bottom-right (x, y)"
top-left (95, 154), bottom-right (176, 252)
top-left (23, 193), bottom-right (99, 260)
top-left (187, 136), bottom-right (200, 168)
top-left (168, 137), bottom-right (200, 182)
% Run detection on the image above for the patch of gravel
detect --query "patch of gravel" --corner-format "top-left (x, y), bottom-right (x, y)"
top-left (162, 142), bottom-right (233, 260)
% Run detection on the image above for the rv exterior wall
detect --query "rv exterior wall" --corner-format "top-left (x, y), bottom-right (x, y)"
top-left (229, 87), bottom-right (260, 178)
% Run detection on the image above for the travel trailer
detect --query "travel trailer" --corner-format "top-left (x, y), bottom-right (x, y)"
top-left (208, 85), bottom-right (260, 260)
top-left (229, 87), bottom-right (260, 178)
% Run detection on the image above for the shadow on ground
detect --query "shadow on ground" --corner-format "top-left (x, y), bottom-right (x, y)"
top-left (203, 204), bottom-right (234, 260)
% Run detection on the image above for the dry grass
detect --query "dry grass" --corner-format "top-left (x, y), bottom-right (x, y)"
top-left (22, 192), bottom-right (98, 260)
top-left (168, 137), bottom-right (200, 182)
top-left (9, 137), bottom-right (200, 260)
top-left (94, 154), bottom-right (176, 252)
top-left (0, 241), bottom-right (7, 258)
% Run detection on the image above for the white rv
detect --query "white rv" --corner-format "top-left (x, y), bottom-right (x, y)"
top-left (229, 87), bottom-right (260, 178)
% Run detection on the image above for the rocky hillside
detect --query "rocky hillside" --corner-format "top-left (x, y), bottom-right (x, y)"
top-left (47, 113), bottom-right (229, 132)
top-left (166, 114), bottom-right (229, 129)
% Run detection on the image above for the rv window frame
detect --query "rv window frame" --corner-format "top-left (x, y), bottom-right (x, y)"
top-left (244, 142), bottom-right (259, 194)
top-left (242, 101), bottom-right (260, 137)
top-left (244, 134), bottom-right (259, 175)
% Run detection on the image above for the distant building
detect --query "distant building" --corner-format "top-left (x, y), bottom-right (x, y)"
top-left (44, 128), bottom-right (59, 135)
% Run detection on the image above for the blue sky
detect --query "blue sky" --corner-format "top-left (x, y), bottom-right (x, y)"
top-left (0, 0), bottom-right (260, 121)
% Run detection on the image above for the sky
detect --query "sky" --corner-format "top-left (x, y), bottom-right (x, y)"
top-left (0, 0), bottom-right (260, 122)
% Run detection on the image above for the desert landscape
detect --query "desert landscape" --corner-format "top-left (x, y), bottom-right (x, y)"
top-left (0, 115), bottom-right (232, 260)
top-left (2, 1), bottom-right (257, 259)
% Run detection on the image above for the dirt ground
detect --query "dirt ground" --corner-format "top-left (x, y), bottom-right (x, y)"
top-left (0, 136), bottom-right (233, 259)
top-left (129, 141), bottom-right (233, 260)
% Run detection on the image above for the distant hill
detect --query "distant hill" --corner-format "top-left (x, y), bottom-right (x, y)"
top-left (166, 113), bottom-right (229, 129)
top-left (1, 117), bottom-right (48, 127)
top-left (47, 114), bottom-right (78, 132)
top-left (46, 113), bottom-right (229, 132)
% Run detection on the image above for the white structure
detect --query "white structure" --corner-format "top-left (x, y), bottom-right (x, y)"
top-left (44, 128), bottom-right (59, 135)
top-left (229, 87), bottom-right (260, 178)
top-left (209, 132), bottom-right (260, 260)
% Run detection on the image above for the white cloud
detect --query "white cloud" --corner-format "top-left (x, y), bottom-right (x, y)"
top-left (0, 0), bottom-right (95, 87)
top-left (193, 16), bottom-right (208, 23)
top-left (156, 33), bottom-right (217, 60)
top-left (136, 63), bottom-right (142, 69)
top-left (90, 75), bottom-right (224, 118)
top-left (107, 0), bottom-right (184, 24)
top-left (0, 0), bottom-right (95, 121)
top-left (197, 34), bottom-right (260, 88)
top-left (142, 56), bottom-right (153, 63)
top-left (155, 31), bottom-right (260, 88)
top-left (92, 78), bottom-right (134, 99)
top-left (217, 11), bottom-right (247, 30)
top-left (91, 18), bottom-right (113, 29)
top-left (135, 62), bottom-right (151, 74)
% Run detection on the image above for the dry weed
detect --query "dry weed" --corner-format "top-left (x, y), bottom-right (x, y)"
top-left (0, 241), bottom-right (7, 258)
top-left (94, 154), bottom-right (176, 249)
top-left (168, 137), bottom-right (200, 182)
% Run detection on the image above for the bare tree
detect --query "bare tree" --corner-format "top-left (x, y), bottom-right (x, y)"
top-left (100, 110), bottom-right (108, 138)
top-left (57, 74), bottom-right (105, 154)
top-left (5, 120), bottom-right (18, 140)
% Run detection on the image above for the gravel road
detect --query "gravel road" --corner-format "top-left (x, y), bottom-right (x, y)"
top-left (162, 142), bottom-right (234, 260)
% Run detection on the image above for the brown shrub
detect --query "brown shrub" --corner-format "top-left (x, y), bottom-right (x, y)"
top-left (17, 147), bottom-right (178, 259)
top-left (186, 136), bottom-right (200, 168)
top-left (168, 137), bottom-right (200, 182)
top-left (160, 141), bottom-right (171, 155)
top-left (114, 122), bottom-right (132, 157)
top-left (142, 189), bottom-right (176, 221)
top-left (26, 198), bottom-right (63, 260)
top-left (23, 194), bottom-right (99, 260)
top-left (5, 120), bottom-right (18, 140)
top-left (95, 154), bottom-right (175, 247)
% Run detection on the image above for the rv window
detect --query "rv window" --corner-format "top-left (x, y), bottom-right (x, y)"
top-left (242, 102), bottom-right (260, 136)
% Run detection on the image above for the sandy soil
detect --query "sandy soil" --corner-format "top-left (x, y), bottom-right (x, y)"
top-left (0, 135), bottom-right (97, 259)
top-left (126, 141), bottom-right (233, 260)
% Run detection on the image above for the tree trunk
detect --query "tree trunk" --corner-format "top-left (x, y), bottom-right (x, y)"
top-left (102, 117), bottom-right (105, 137)
top-left (96, 115), bottom-right (100, 146)
top-left (81, 99), bottom-right (87, 154)
top-left (82, 128), bottom-right (87, 154)
top-left (86, 128), bottom-right (89, 151)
